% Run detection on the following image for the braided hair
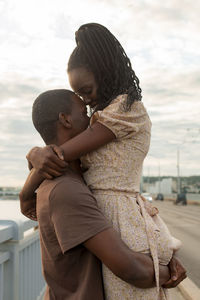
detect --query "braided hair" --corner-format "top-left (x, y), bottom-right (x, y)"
top-left (68, 23), bottom-right (142, 111)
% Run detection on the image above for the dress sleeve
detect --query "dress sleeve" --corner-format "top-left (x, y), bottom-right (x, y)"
top-left (90, 95), bottom-right (151, 139)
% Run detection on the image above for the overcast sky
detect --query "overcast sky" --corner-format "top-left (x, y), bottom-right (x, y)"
top-left (0, 0), bottom-right (200, 186)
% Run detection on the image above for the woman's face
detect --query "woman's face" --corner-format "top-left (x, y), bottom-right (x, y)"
top-left (68, 67), bottom-right (98, 109)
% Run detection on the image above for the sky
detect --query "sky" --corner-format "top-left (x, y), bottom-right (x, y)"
top-left (0, 0), bottom-right (200, 186)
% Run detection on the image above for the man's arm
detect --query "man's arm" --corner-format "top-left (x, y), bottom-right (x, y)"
top-left (19, 169), bottom-right (44, 221)
top-left (49, 180), bottom-right (186, 289)
top-left (84, 227), bottom-right (171, 289)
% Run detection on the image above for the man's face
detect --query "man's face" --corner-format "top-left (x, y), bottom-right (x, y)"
top-left (69, 94), bottom-right (90, 137)
top-left (68, 67), bottom-right (98, 109)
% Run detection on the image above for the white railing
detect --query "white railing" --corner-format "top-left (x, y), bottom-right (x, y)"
top-left (0, 201), bottom-right (46, 300)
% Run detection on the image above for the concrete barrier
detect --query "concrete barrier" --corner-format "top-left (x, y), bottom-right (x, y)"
top-left (178, 278), bottom-right (200, 300)
top-left (0, 201), bottom-right (45, 300)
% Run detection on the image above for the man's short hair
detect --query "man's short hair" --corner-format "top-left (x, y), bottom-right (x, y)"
top-left (32, 89), bottom-right (74, 144)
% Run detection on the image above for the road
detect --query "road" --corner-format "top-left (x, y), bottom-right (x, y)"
top-left (153, 200), bottom-right (200, 288)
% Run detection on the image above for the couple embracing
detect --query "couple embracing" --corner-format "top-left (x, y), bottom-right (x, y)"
top-left (20, 23), bottom-right (186, 300)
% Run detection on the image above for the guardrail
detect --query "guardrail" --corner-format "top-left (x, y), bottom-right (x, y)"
top-left (0, 201), bottom-right (45, 300)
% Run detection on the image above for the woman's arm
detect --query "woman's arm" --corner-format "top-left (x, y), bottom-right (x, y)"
top-left (19, 169), bottom-right (44, 220)
top-left (61, 121), bottom-right (115, 160)
top-left (27, 122), bottom-right (115, 178)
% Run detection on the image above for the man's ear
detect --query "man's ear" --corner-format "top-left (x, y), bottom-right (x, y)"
top-left (58, 112), bottom-right (72, 129)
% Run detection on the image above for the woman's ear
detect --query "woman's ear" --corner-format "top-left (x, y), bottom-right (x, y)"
top-left (58, 112), bottom-right (72, 129)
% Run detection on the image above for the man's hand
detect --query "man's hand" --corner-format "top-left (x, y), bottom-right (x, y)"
top-left (26, 146), bottom-right (68, 179)
top-left (162, 256), bottom-right (187, 288)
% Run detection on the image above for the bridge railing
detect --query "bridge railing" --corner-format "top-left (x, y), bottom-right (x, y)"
top-left (0, 201), bottom-right (46, 300)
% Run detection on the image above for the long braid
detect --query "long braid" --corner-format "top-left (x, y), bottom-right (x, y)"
top-left (68, 23), bottom-right (142, 111)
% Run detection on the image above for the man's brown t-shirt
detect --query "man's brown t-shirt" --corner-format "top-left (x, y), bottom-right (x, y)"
top-left (36, 169), bottom-right (111, 300)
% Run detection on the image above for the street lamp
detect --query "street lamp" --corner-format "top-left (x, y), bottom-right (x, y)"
top-left (176, 128), bottom-right (200, 195)
top-left (177, 147), bottom-right (181, 194)
top-left (158, 161), bottom-right (161, 194)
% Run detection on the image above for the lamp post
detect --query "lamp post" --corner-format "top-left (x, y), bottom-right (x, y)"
top-left (177, 147), bottom-right (181, 194)
top-left (176, 128), bottom-right (200, 195)
top-left (158, 161), bottom-right (161, 194)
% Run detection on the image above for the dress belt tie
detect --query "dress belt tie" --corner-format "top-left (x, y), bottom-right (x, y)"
top-left (136, 193), bottom-right (160, 295)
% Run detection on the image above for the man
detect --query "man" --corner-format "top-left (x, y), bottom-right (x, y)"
top-left (20, 89), bottom-right (186, 300)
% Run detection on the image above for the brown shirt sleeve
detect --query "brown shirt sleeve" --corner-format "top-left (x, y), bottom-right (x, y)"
top-left (49, 178), bottom-right (111, 253)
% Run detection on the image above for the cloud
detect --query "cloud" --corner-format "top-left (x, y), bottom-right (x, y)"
top-left (0, 0), bottom-right (200, 186)
top-left (0, 76), bottom-right (47, 186)
top-left (140, 67), bottom-right (200, 176)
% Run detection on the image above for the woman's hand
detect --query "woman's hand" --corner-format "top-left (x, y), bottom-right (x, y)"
top-left (162, 256), bottom-right (187, 288)
top-left (26, 145), bottom-right (68, 179)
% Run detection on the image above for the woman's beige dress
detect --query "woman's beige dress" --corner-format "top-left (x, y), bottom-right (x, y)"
top-left (81, 95), bottom-right (178, 300)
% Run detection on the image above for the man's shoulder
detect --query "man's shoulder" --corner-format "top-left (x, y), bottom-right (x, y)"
top-left (53, 171), bottom-right (91, 194)
top-left (38, 170), bottom-right (93, 204)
